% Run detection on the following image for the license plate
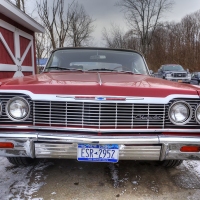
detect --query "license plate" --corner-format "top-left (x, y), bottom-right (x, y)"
top-left (77, 144), bottom-right (119, 163)
top-left (178, 80), bottom-right (182, 82)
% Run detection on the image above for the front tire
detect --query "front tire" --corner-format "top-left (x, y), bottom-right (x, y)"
top-left (7, 157), bottom-right (36, 166)
top-left (159, 160), bottom-right (183, 168)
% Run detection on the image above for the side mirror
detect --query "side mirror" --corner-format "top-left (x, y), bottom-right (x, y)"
top-left (149, 70), bottom-right (154, 74)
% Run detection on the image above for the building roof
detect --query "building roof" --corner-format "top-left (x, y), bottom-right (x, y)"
top-left (0, 0), bottom-right (44, 33)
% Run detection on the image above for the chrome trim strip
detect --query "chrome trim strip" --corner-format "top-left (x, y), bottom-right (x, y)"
top-left (0, 126), bottom-right (200, 133)
top-left (0, 90), bottom-right (199, 104)
top-left (0, 132), bottom-right (200, 143)
top-left (98, 72), bottom-right (102, 85)
top-left (37, 134), bottom-right (159, 144)
top-left (56, 96), bottom-right (74, 99)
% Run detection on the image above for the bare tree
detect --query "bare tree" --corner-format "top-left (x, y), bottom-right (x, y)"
top-left (102, 24), bottom-right (127, 48)
top-left (35, 32), bottom-right (51, 61)
top-left (102, 24), bottom-right (140, 50)
top-left (68, 2), bottom-right (94, 47)
top-left (15, 0), bottom-right (25, 12)
top-left (37, 0), bottom-right (60, 49)
top-left (8, 0), bottom-right (26, 13)
top-left (53, 0), bottom-right (75, 47)
top-left (116, 0), bottom-right (174, 55)
top-left (37, 0), bottom-right (75, 49)
top-left (145, 10), bottom-right (200, 72)
top-left (37, 0), bottom-right (94, 49)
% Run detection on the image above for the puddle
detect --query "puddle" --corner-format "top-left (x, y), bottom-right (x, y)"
top-left (108, 163), bottom-right (120, 188)
top-left (0, 158), bottom-right (53, 199)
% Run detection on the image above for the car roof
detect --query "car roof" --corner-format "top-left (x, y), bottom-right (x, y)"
top-left (51, 47), bottom-right (143, 57)
top-left (162, 64), bottom-right (181, 66)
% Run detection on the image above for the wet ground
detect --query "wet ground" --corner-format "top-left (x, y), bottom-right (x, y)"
top-left (1, 157), bottom-right (200, 200)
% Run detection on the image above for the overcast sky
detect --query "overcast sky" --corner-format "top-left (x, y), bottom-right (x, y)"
top-left (28, 0), bottom-right (200, 47)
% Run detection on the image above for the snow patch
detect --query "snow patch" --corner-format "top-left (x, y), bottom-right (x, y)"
top-left (183, 160), bottom-right (200, 176)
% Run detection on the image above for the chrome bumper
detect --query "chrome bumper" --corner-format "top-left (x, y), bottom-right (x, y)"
top-left (166, 77), bottom-right (190, 82)
top-left (1, 132), bottom-right (200, 161)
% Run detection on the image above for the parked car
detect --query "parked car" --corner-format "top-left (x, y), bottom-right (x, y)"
top-left (1, 47), bottom-right (200, 168)
top-left (190, 72), bottom-right (200, 85)
top-left (157, 64), bottom-right (191, 83)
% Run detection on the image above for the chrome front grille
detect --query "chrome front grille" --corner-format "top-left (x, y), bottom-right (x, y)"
top-left (33, 101), bottom-right (165, 129)
top-left (172, 73), bottom-right (187, 77)
top-left (1, 93), bottom-right (200, 130)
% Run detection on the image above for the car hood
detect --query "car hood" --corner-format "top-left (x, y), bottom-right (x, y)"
top-left (0, 72), bottom-right (198, 97)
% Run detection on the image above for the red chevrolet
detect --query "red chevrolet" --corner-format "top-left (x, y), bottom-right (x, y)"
top-left (0, 47), bottom-right (200, 167)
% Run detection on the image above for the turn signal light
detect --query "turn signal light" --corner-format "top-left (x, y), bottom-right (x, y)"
top-left (0, 142), bottom-right (14, 148)
top-left (180, 146), bottom-right (200, 152)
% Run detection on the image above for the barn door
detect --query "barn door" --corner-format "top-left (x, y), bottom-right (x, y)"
top-left (0, 19), bottom-right (35, 79)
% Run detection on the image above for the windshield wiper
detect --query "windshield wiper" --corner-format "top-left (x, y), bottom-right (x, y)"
top-left (87, 68), bottom-right (118, 72)
top-left (87, 68), bottom-right (139, 74)
top-left (47, 66), bottom-right (83, 71)
top-left (119, 70), bottom-right (137, 74)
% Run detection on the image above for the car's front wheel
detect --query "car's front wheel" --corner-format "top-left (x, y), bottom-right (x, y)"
top-left (159, 160), bottom-right (183, 168)
top-left (7, 157), bottom-right (36, 166)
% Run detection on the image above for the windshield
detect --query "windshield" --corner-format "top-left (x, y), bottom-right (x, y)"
top-left (45, 49), bottom-right (148, 75)
top-left (163, 65), bottom-right (184, 71)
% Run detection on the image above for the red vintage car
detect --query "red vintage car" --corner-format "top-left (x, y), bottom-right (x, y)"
top-left (0, 47), bottom-right (200, 167)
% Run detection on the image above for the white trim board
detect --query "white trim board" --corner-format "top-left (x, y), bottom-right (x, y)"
top-left (0, 0), bottom-right (44, 33)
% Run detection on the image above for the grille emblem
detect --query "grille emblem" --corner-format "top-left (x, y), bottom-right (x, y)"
top-left (95, 97), bottom-right (106, 101)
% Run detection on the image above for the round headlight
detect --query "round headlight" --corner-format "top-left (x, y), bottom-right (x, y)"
top-left (195, 105), bottom-right (200, 124)
top-left (6, 97), bottom-right (30, 121)
top-left (168, 101), bottom-right (192, 125)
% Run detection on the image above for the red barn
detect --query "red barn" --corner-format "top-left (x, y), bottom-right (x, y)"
top-left (0, 0), bottom-right (44, 79)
